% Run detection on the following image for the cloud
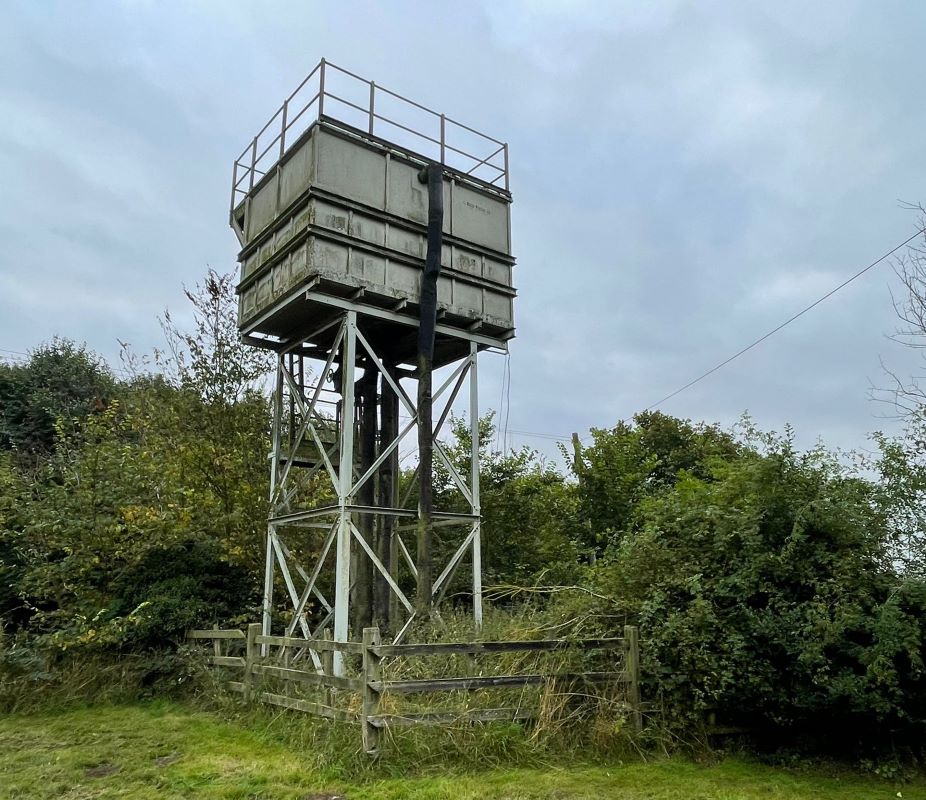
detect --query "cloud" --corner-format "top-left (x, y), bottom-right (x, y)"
top-left (1, 0), bottom-right (924, 459)
top-left (747, 270), bottom-right (841, 307)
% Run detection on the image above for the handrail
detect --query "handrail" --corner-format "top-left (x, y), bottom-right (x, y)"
top-left (324, 60), bottom-right (370, 85)
top-left (231, 58), bottom-right (509, 216)
top-left (465, 143), bottom-right (507, 177)
top-left (324, 91), bottom-right (372, 117)
top-left (374, 81), bottom-right (442, 118)
top-left (444, 141), bottom-right (504, 174)
top-left (373, 114), bottom-right (443, 148)
top-left (284, 61), bottom-right (322, 105)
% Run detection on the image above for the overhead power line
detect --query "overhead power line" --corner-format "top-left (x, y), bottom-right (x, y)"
top-left (642, 227), bottom-right (926, 413)
top-left (507, 428), bottom-right (571, 442)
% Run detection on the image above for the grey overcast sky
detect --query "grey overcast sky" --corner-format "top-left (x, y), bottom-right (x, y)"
top-left (1, 0), bottom-right (924, 458)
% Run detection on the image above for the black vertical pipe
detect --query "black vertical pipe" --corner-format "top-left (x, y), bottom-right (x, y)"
top-left (416, 162), bottom-right (443, 615)
top-left (355, 364), bottom-right (377, 629)
top-left (417, 163), bottom-right (444, 362)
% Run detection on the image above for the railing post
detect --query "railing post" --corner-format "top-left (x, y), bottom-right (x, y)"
top-left (503, 143), bottom-right (509, 191)
top-left (280, 100), bottom-right (288, 157)
top-left (623, 624), bottom-right (642, 732)
top-left (439, 114), bottom-right (446, 163)
top-left (369, 81), bottom-right (375, 134)
top-left (245, 622), bottom-right (261, 702)
top-left (318, 58), bottom-right (326, 117)
top-left (362, 626), bottom-right (382, 755)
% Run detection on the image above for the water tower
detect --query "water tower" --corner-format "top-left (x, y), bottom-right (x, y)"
top-left (230, 60), bottom-right (514, 671)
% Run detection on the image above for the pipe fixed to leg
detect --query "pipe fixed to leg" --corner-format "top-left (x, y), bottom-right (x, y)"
top-left (415, 162), bottom-right (444, 617)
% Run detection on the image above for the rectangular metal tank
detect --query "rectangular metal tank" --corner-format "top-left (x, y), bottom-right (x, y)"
top-left (232, 119), bottom-right (515, 364)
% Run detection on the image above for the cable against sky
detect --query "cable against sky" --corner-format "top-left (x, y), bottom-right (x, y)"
top-left (641, 227), bottom-right (926, 414)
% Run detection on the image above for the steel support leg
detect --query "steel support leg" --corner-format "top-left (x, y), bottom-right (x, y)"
top-left (261, 526), bottom-right (275, 644)
top-left (470, 342), bottom-right (483, 628)
top-left (262, 356), bottom-right (285, 653)
top-left (333, 311), bottom-right (357, 675)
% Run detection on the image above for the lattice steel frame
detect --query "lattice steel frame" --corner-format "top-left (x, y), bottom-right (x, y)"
top-left (262, 309), bottom-right (484, 674)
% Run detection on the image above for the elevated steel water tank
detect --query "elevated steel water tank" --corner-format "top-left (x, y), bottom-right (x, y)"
top-left (230, 60), bottom-right (515, 368)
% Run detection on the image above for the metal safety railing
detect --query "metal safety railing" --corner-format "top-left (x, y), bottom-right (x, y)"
top-left (231, 58), bottom-right (509, 215)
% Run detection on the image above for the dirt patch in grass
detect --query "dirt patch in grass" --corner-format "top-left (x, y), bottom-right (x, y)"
top-left (84, 762), bottom-right (121, 778)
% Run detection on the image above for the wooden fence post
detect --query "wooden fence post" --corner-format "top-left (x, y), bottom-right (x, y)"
top-left (245, 622), bottom-right (261, 702)
top-left (322, 627), bottom-right (334, 706)
top-left (623, 624), bottom-right (642, 732)
top-left (362, 626), bottom-right (382, 755)
top-left (212, 623), bottom-right (222, 660)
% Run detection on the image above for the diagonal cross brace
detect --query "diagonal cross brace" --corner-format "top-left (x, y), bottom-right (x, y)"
top-left (349, 521), bottom-right (414, 613)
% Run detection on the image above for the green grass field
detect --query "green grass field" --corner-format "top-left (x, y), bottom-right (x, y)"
top-left (0, 702), bottom-right (922, 800)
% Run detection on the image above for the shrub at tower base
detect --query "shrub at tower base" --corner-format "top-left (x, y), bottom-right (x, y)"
top-left (558, 419), bottom-right (926, 754)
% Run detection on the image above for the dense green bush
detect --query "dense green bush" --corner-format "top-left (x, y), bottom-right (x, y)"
top-left (3, 383), bottom-right (269, 649)
top-left (573, 411), bottom-right (742, 557)
top-left (559, 422), bottom-right (926, 751)
top-left (0, 338), bottom-right (114, 457)
top-left (432, 414), bottom-right (583, 588)
top-left (0, 274), bottom-right (271, 650)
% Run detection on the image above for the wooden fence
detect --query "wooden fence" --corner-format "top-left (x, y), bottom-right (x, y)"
top-left (188, 623), bottom-right (641, 755)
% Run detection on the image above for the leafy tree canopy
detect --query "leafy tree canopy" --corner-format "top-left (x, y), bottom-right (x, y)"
top-left (0, 338), bottom-right (114, 456)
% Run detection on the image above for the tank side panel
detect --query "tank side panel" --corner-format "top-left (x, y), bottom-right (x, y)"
top-left (388, 226), bottom-right (423, 260)
top-left (247, 173), bottom-right (279, 239)
top-left (350, 210), bottom-right (387, 249)
top-left (314, 130), bottom-right (386, 211)
top-left (310, 235), bottom-right (350, 276)
top-left (483, 290), bottom-right (512, 322)
top-left (453, 281), bottom-right (482, 314)
top-left (386, 259), bottom-right (420, 300)
top-left (450, 182), bottom-right (509, 255)
top-left (279, 136), bottom-right (316, 210)
top-left (313, 198), bottom-right (350, 237)
top-left (483, 255), bottom-right (511, 286)
top-left (349, 251), bottom-right (388, 287)
top-left (385, 157), bottom-right (427, 225)
top-left (290, 240), bottom-right (310, 284)
top-left (451, 246), bottom-right (481, 279)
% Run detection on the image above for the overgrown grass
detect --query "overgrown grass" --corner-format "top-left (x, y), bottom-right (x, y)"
top-left (0, 606), bottom-right (645, 773)
top-left (185, 605), bottom-right (649, 768)
top-left (0, 644), bottom-right (192, 715)
top-left (1, 607), bottom-right (919, 793)
top-left (2, 701), bottom-right (923, 799)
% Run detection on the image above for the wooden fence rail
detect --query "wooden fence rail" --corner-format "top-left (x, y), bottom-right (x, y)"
top-left (189, 622), bottom-right (642, 755)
